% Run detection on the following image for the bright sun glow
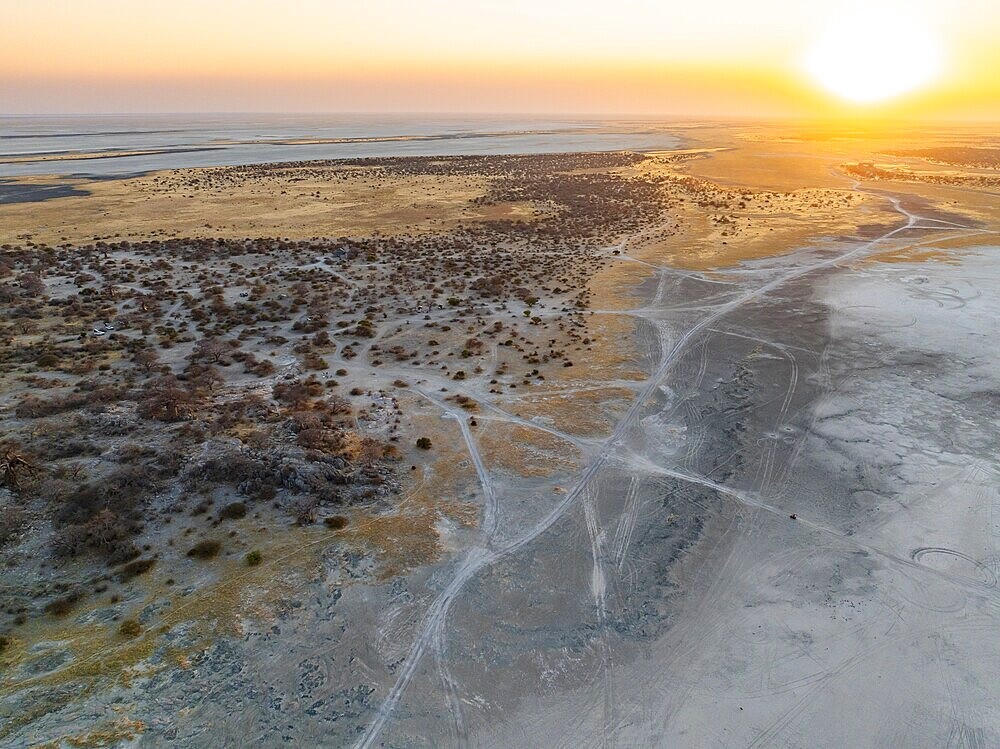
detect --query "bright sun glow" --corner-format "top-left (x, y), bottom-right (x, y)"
top-left (805, 6), bottom-right (943, 103)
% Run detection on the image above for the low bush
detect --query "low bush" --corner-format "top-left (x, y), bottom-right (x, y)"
top-left (117, 557), bottom-right (156, 582)
top-left (186, 539), bottom-right (222, 559)
top-left (218, 501), bottom-right (247, 520)
top-left (323, 515), bottom-right (349, 530)
top-left (118, 619), bottom-right (142, 638)
top-left (45, 591), bottom-right (82, 617)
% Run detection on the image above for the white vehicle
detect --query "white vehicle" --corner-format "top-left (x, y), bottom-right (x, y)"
top-left (92, 329), bottom-right (105, 336)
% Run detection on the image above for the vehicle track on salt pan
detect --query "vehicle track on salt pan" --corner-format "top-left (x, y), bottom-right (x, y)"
top-left (411, 388), bottom-right (498, 747)
top-left (352, 189), bottom-right (950, 748)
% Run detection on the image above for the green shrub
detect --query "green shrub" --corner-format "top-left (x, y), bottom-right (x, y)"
top-left (416, 437), bottom-right (432, 450)
top-left (245, 550), bottom-right (263, 566)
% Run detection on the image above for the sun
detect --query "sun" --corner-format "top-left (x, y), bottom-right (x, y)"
top-left (804, 6), bottom-right (942, 104)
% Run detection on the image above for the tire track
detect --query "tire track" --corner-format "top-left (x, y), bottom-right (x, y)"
top-left (353, 188), bottom-right (941, 748)
top-left (580, 483), bottom-right (616, 749)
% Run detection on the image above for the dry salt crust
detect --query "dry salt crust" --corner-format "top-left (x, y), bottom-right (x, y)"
top-left (352, 205), bottom-right (1000, 748)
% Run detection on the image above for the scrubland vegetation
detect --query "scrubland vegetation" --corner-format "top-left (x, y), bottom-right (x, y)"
top-left (0, 151), bottom-right (673, 638)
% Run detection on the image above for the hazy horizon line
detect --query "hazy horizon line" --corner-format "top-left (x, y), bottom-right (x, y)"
top-left (3, 110), bottom-right (999, 125)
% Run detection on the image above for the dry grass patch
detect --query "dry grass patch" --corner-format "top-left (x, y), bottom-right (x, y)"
top-left (508, 386), bottom-right (635, 439)
top-left (0, 167), bottom-right (539, 245)
top-left (477, 423), bottom-right (582, 478)
top-left (547, 313), bottom-right (645, 385)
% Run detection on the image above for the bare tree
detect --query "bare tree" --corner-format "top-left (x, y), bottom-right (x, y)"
top-left (18, 273), bottom-right (45, 297)
top-left (139, 376), bottom-right (196, 421)
top-left (1, 443), bottom-right (38, 491)
top-left (357, 437), bottom-right (388, 466)
top-left (133, 349), bottom-right (160, 372)
top-left (193, 337), bottom-right (230, 364)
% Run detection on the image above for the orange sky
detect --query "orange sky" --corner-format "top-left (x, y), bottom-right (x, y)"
top-left (2, 0), bottom-right (998, 118)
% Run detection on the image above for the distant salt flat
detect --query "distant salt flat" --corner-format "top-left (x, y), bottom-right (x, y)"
top-left (0, 113), bottom-right (681, 177)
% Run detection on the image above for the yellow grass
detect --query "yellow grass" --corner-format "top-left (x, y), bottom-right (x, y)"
top-left (0, 166), bottom-right (539, 245)
top-left (506, 386), bottom-right (636, 439)
top-left (478, 422), bottom-right (582, 477)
